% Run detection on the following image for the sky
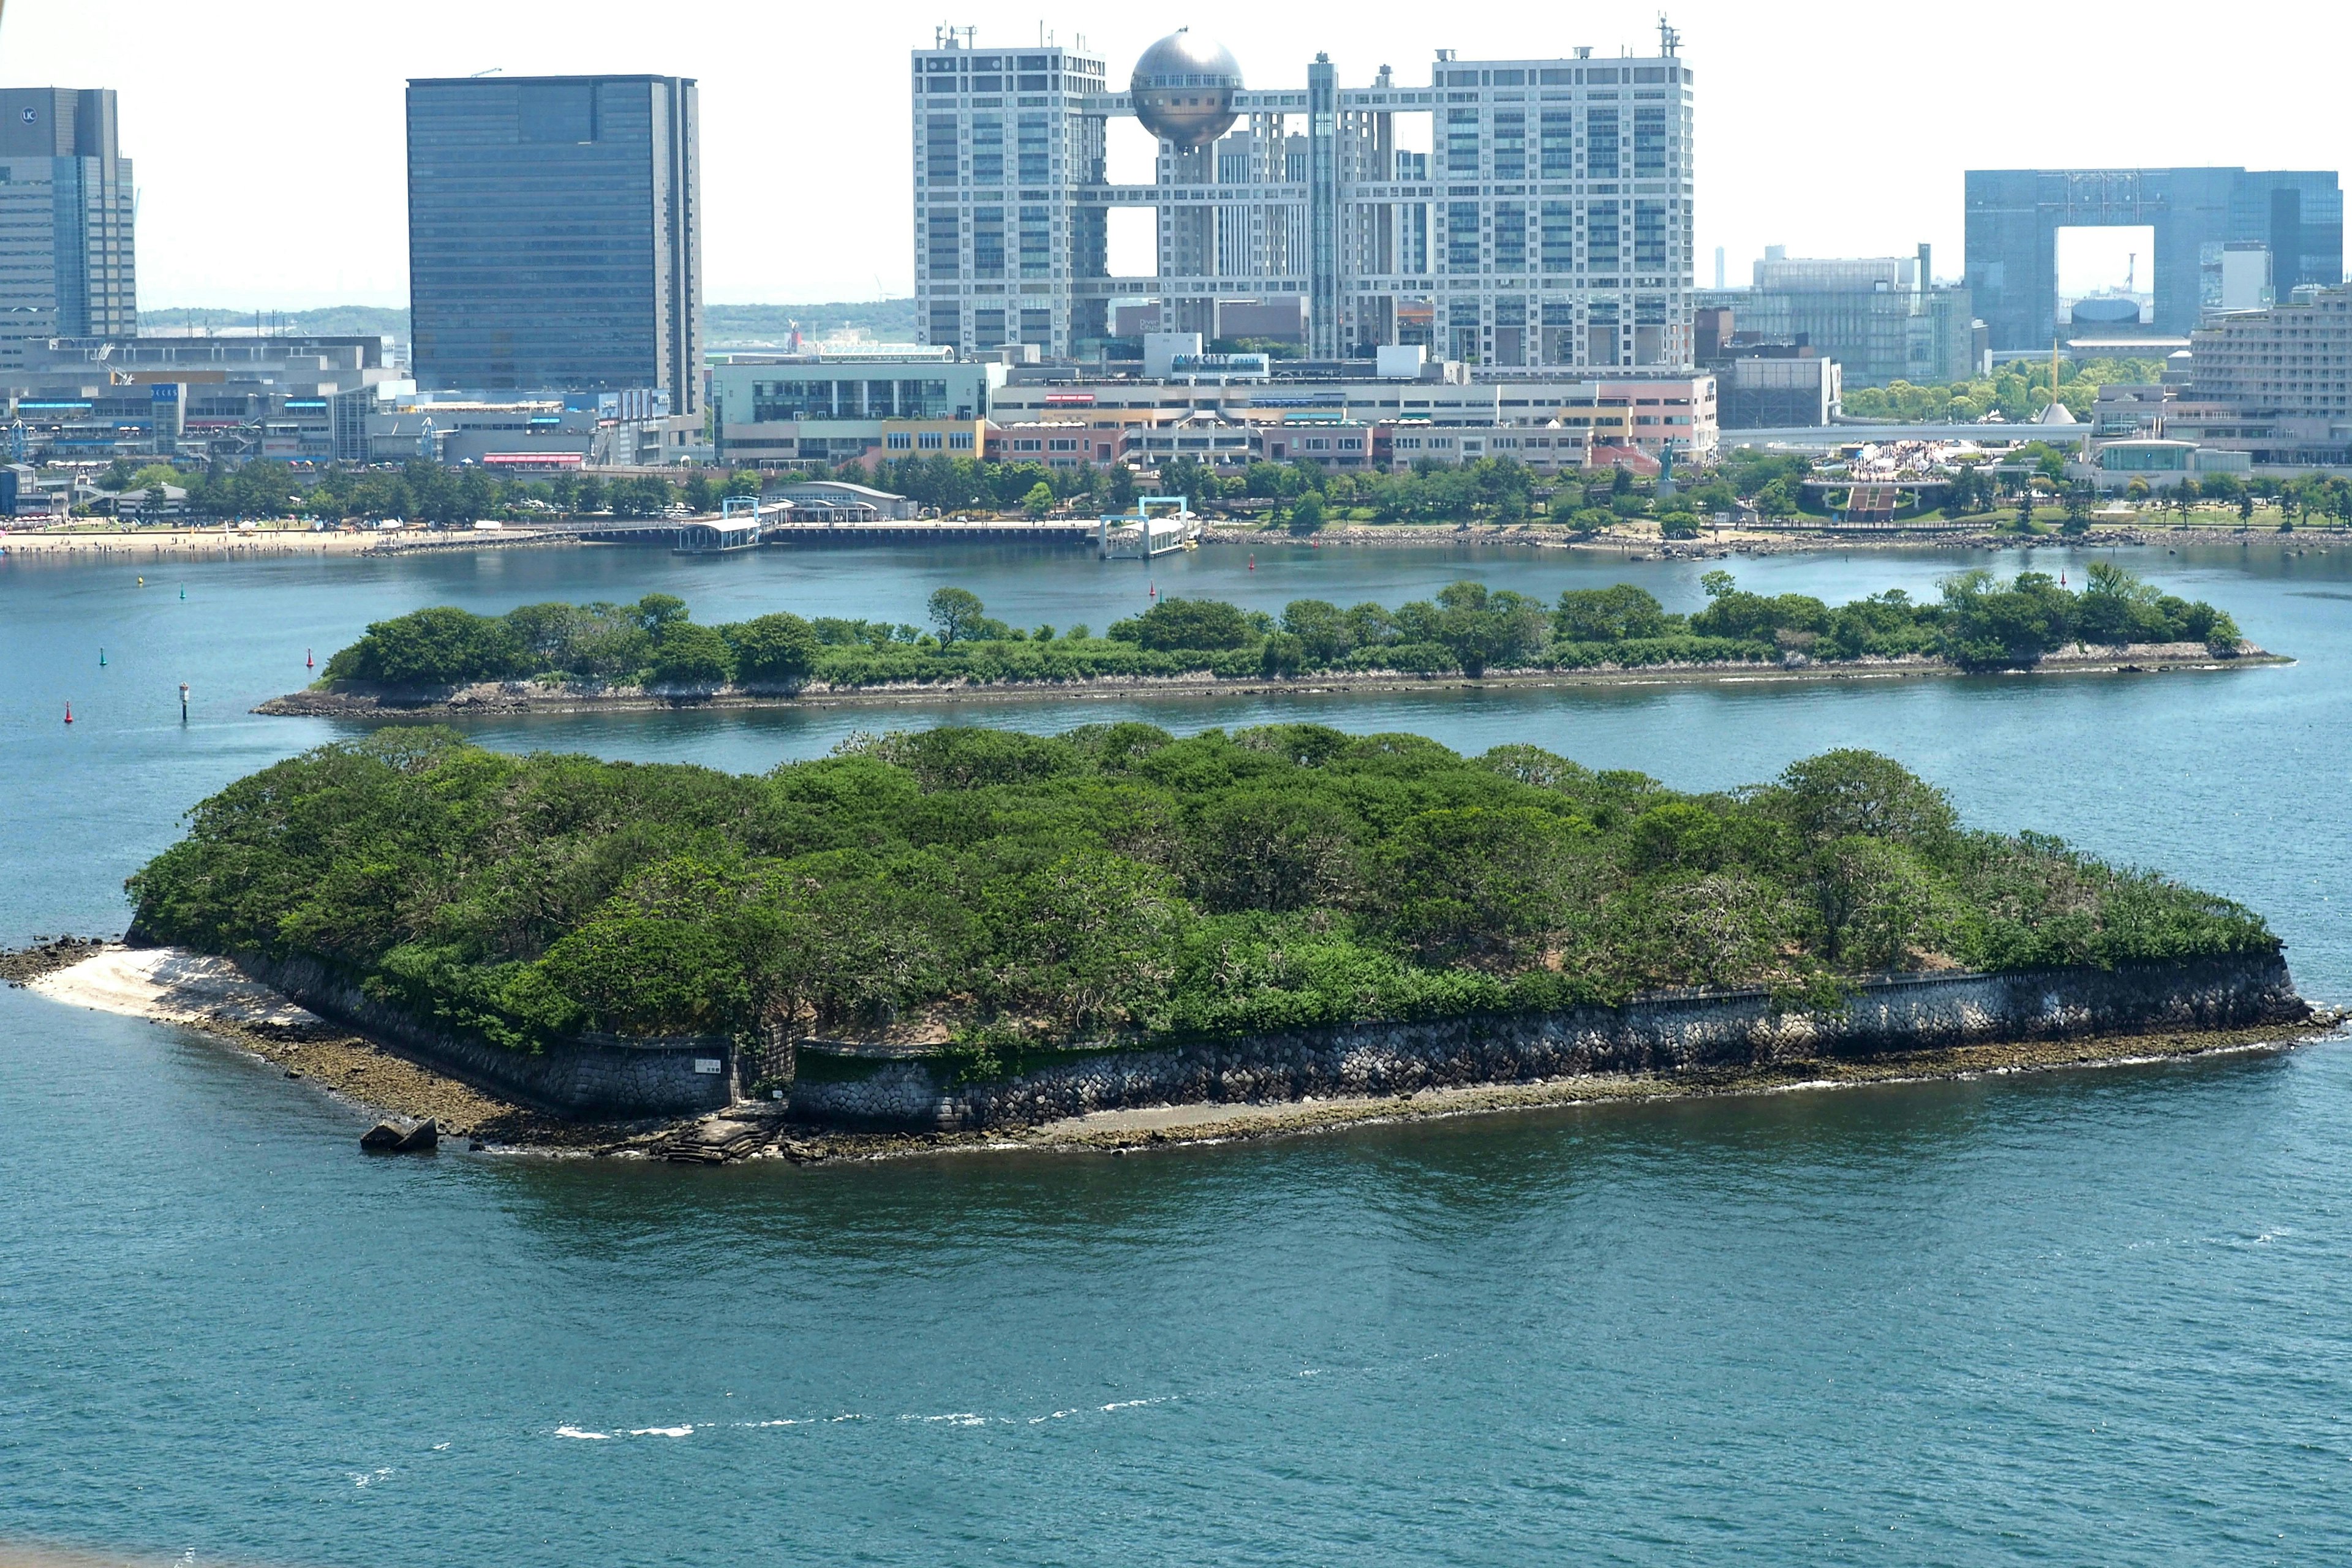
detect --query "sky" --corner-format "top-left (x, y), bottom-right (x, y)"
top-left (9, 0), bottom-right (2347, 309)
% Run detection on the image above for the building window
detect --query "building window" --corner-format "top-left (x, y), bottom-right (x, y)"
top-left (1493, 202), bottom-right (1526, 274)
top-left (925, 116), bottom-right (959, 181)
top-left (1019, 206), bottom-right (1051, 277)
top-left (1540, 202), bottom-right (1574, 273)
top-left (927, 212), bottom-right (960, 279)
top-left (1491, 111), bottom-right (1525, 179)
top-left (1633, 107), bottom-right (1668, 176)
top-left (1586, 109), bottom-right (1619, 178)
top-left (949, 432), bottom-right (974, 450)
top-left (919, 431), bottom-right (944, 450)
top-left (1446, 109), bottom-right (1480, 176)
top-left (886, 432), bottom-right (913, 450)
top-left (1634, 201), bottom-right (1668, 272)
top-left (1447, 202), bottom-right (1480, 271)
top-left (970, 115), bottom-right (1003, 185)
top-left (1017, 115), bottom-right (1050, 184)
top-left (971, 208), bottom-right (1005, 279)
top-left (1539, 111), bottom-right (1574, 178)
top-left (1587, 201), bottom-right (1621, 274)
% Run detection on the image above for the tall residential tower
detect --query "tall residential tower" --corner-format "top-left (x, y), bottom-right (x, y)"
top-left (407, 74), bottom-right (702, 410)
top-left (0, 88), bottom-right (136, 372)
top-left (911, 26), bottom-right (1695, 368)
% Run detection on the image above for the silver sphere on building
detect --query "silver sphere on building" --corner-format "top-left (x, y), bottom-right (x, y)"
top-left (1130, 29), bottom-right (1242, 148)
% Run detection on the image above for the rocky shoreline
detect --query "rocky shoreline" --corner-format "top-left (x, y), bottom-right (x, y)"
top-left (13, 941), bottom-right (2338, 1165)
top-left (1202, 520), bottom-right (2348, 558)
top-left (256, 641), bottom-right (2282, 719)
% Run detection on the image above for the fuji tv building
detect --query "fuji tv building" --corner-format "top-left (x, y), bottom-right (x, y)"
top-left (909, 24), bottom-right (1699, 371)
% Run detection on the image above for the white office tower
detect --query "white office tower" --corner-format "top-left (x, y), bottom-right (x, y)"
top-left (911, 24), bottom-right (1695, 366)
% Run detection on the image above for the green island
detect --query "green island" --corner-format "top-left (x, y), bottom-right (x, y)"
top-left (127, 724), bottom-right (2279, 1079)
top-left (279, 565), bottom-right (2252, 712)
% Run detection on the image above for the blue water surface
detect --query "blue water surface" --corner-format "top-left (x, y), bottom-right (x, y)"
top-left (2, 534), bottom-right (2349, 1564)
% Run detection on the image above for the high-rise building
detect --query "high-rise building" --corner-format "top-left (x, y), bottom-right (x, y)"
top-left (911, 26), bottom-right (1696, 369)
top-left (1730, 246), bottom-right (1974, 387)
top-left (0, 88), bottom-right (136, 372)
top-left (1965, 167), bottom-right (2342, 351)
top-left (407, 74), bottom-right (702, 412)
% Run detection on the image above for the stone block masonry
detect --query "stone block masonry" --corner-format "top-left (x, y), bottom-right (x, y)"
top-left (789, 956), bottom-right (2307, 1132)
top-left (231, 954), bottom-right (735, 1120)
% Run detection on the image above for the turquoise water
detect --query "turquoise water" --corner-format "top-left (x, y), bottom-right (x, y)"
top-left (4, 537), bottom-right (2351, 1563)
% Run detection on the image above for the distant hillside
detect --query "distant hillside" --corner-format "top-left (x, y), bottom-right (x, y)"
top-left (706, 300), bottom-right (917, 346)
top-left (142, 306), bottom-right (410, 341)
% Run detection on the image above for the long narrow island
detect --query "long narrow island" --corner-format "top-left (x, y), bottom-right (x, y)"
top-left (255, 565), bottom-right (2277, 717)
top-left (105, 720), bottom-right (2311, 1154)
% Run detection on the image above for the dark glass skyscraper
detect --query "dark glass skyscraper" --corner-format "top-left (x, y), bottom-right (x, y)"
top-left (407, 75), bottom-right (701, 412)
top-left (0, 88), bottom-right (137, 372)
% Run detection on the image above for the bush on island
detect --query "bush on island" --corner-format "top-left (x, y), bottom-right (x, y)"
top-left (126, 725), bottom-right (2280, 1057)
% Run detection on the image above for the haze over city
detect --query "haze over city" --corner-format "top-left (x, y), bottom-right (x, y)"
top-left (8, 0), bottom-right (2349, 306)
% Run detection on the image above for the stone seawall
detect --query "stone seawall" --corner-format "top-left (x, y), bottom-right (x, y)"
top-left (790, 956), bottom-right (2305, 1133)
top-left (229, 954), bottom-right (734, 1120)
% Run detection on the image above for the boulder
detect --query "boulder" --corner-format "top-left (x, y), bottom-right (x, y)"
top-left (360, 1117), bottom-right (439, 1153)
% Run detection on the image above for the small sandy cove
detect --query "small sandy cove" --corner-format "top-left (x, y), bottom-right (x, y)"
top-left (29, 944), bottom-right (320, 1027)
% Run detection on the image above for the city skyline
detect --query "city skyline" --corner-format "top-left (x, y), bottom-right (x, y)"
top-left (2, 0), bottom-right (2348, 311)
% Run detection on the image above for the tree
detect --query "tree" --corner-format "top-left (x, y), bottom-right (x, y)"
top-left (636, 594), bottom-right (690, 635)
top-left (2060, 485), bottom-right (2094, 536)
top-left (646, 622), bottom-right (733, 687)
top-left (337, 606), bottom-right (523, 686)
top-left (927, 587), bottom-right (988, 644)
top-left (1554, 584), bottom-right (1671, 643)
top-left (1431, 580), bottom-right (1548, 676)
top-left (725, 612), bottom-right (820, 687)
top-left (1769, 749), bottom-right (1958, 851)
top-left (1115, 597), bottom-right (1256, 652)
top-left (1287, 491), bottom-right (1326, 534)
top-left (1021, 481), bottom-right (1056, 518)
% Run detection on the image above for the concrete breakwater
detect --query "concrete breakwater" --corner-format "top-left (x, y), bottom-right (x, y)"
top-left (199, 951), bottom-right (2303, 1129)
top-left (227, 953), bottom-right (735, 1120)
top-left (788, 956), bottom-right (2307, 1132)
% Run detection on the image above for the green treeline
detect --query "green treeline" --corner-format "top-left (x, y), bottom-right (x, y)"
top-left (1839, 357), bottom-right (2168, 424)
top-left (317, 564), bottom-right (2244, 692)
top-left (126, 726), bottom-right (2277, 1061)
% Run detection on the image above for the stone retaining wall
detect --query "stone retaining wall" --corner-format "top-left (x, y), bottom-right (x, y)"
top-left (230, 954), bottom-right (734, 1120)
top-left (788, 956), bottom-right (2305, 1132)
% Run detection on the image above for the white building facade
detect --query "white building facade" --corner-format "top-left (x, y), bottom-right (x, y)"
top-left (912, 28), bottom-right (1695, 370)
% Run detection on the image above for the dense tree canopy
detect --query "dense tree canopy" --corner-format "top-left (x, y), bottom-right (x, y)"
top-left (315, 568), bottom-right (2247, 693)
top-left (127, 727), bottom-right (2277, 1060)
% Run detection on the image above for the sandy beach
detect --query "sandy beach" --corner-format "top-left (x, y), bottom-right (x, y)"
top-left (0, 524), bottom-right (562, 559)
top-left (26, 946), bottom-right (561, 1145)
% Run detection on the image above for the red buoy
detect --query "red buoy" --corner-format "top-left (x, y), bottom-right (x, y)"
top-left (306, 647), bottom-right (314, 668)
top-left (1248, 554), bottom-right (1256, 570)
top-left (63, 703), bottom-right (73, 725)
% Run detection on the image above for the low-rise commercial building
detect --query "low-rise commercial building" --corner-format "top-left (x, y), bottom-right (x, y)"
top-left (710, 350), bottom-right (1003, 467)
